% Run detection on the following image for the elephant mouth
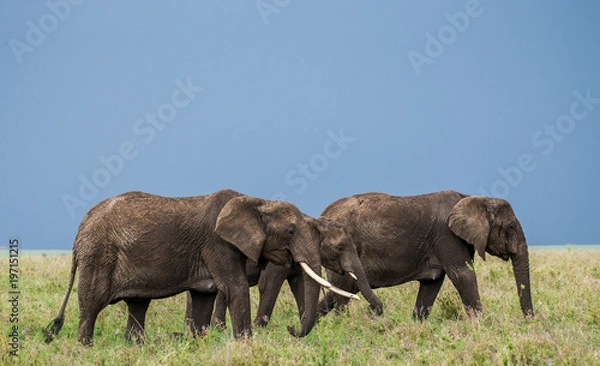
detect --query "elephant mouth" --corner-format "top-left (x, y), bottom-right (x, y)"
top-left (324, 262), bottom-right (356, 279)
top-left (336, 268), bottom-right (358, 281)
top-left (263, 249), bottom-right (293, 266)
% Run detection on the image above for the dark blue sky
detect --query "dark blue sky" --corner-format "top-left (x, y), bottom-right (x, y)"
top-left (2, 1), bottom-right (599, 249)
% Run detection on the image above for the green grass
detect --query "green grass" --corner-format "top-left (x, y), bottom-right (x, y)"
top-left (2, 250), bottom-right (599, 365)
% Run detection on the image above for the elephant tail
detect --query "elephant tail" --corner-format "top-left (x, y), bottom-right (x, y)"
top-left (44, 253), bottom-right (77, 343)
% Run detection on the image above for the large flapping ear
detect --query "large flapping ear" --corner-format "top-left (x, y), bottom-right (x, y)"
top-left (215, 196), bottom-right (267, 263)
top-left (302, 214), bottom-right (331, 239)
top-left (302, 214), bottom-right (320, 230)
top-left (448, 196), bottom-right (491, 261)
top-left (498, 201), bottom-right (522, 255)
top-left (316, 216), bottom-right (339, 233)
top-left (311, 216), bottom-right (338, 234)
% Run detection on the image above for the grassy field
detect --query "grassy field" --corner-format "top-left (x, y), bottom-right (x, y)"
top-left (1, 249), bottom-right (599, 365)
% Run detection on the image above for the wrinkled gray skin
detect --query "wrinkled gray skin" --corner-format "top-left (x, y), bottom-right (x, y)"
top-left (45, 189), bottom-right (327, 346)
top-left (317, 190), bottom-right (534, 320)
top-left (185, 217), bottom-right (383, 331)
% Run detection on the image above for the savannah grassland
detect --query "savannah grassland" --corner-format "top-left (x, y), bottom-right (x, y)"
top-left (1, 247), bottom-right (599, 365)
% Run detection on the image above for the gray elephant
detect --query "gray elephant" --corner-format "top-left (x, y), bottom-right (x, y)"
top-left (188, 216), bottom-right (383, 333)
top-left (44, 189), bottom-right (353, 346)
top-left (317, 190), bottom-right (534, 320)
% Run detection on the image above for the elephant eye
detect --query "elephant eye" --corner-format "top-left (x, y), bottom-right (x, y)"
top-left (337, 245), bottom-right (344, 252)
top-left (288, 225), bottom-right (295, 236)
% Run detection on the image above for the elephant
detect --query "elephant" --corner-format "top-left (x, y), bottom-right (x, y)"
top-left (317, 190), bottom-right (534, 320)
top-left (186, 216), bottom-right (383, 334)
top-left (44, 189), bottom-right (354, 346)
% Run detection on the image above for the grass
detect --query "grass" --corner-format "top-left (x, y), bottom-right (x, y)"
top-left (1, 249), bottom-right (599, 365)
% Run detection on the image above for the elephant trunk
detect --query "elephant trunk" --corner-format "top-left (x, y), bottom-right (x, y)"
top-left (287, 227), bottom-right (324, 338)
top-left (346, 261), bottom-right (383, 316)
top-left (510, 247), bottom-right (534, 318)
top-left (288, 261), bottom-right (322, 337)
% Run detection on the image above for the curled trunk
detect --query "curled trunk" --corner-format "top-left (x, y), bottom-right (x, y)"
top-left (339, 248), bottom-right (383, 315)
top-left (352, 264), bottom-right (383, 315)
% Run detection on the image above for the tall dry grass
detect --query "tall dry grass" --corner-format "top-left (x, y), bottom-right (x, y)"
top-left (1, 249), bottom-right (599, 365)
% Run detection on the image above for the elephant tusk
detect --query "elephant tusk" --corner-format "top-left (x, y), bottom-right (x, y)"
top-left (348, 271), bottom-right (358, 281)
top-left (329, 286), bottom-right (360, 300)
top-left (299, 262), bottom-right (332, 288)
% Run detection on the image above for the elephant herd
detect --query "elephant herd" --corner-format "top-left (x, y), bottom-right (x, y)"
top-left (45, 189), bottom-right (533, 346)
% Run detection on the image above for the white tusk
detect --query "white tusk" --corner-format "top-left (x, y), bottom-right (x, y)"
top-left (329, 286), bottom-right (360, 300)
top-left (348, 271), bottom-right (358, 281)
top-left (299, 262), bottom-right (332, 288)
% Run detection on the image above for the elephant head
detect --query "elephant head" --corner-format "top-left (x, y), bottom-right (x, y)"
top-left (307, 216), bottom-right (383, 315)
top-left (215, 196), bottom-right (345, 337)
top-left (448, 196), bottom-right (534, 317)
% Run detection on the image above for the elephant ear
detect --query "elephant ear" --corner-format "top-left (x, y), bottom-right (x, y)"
top-left (302, 215), bottom-right (330, 240)
top-left (215, 196), bottom-right (267, 263)
top-left (498, 202), bottom-right (522, 255)
top-left (310, 216), bottom-right (336, 233)
top-left (448, 196), bottom-right (491, 261)
top-left (302, 215), bottom-right (320, 229)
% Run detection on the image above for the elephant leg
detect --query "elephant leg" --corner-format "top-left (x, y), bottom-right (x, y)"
top-left (288, 274), bottom-right (306, 322)
top-left (227, 284), bottom-right (252, 339)
top-left (184, 291), bottom-right (193, 325)
top-left (446, 265), bottom-right (483, 316)
top-left (77, 314), bottom-right (99, 346)
top-left (318, 291), bottom-right (352, 316)
top-left (77, 302), bottom-right (105, 346)
top-left (76, 282), bottom-right (110, 346)
top-left (254, 268), bottom-right (287, 327)
top-left (333, 294), bottom-right (352, 314)
top-left (124, 299), bottom-right (151, 343)
top-left (203, 251), bottom-right (251, 339)
top-left (413, 275), bottom-right (445, 321)
top-left (212, 291), bottom-right (227, 328)
top-left (317, 274), bottom-right (355, 318)
top-left (317, 291), bottom-right (337, 317)
top-left (188, 290), bottom-right (217, 335)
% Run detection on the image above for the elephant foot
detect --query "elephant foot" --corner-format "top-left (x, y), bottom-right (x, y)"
top-left (412, 307), bottom-right (430, 322)
top-left (211, 318), bottom-right (227, 330)
top-left (233, 329), bottom-right (252, 340)
top-left (287, 325), bottom-right (300, 337)
top-left (125, 332), bottom-right (146, 345)
top-left (78, 336), bottom-right (93, 347)
top-left (254, 315), bottom-right (270, 327)
top-left (287, 325), bottom-right (310, 338)
top-left (171, 332), bottom-right (186, 339)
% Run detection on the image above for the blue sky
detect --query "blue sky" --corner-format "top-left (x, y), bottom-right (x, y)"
top-left (1, 1), bottom-right (599, 250)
